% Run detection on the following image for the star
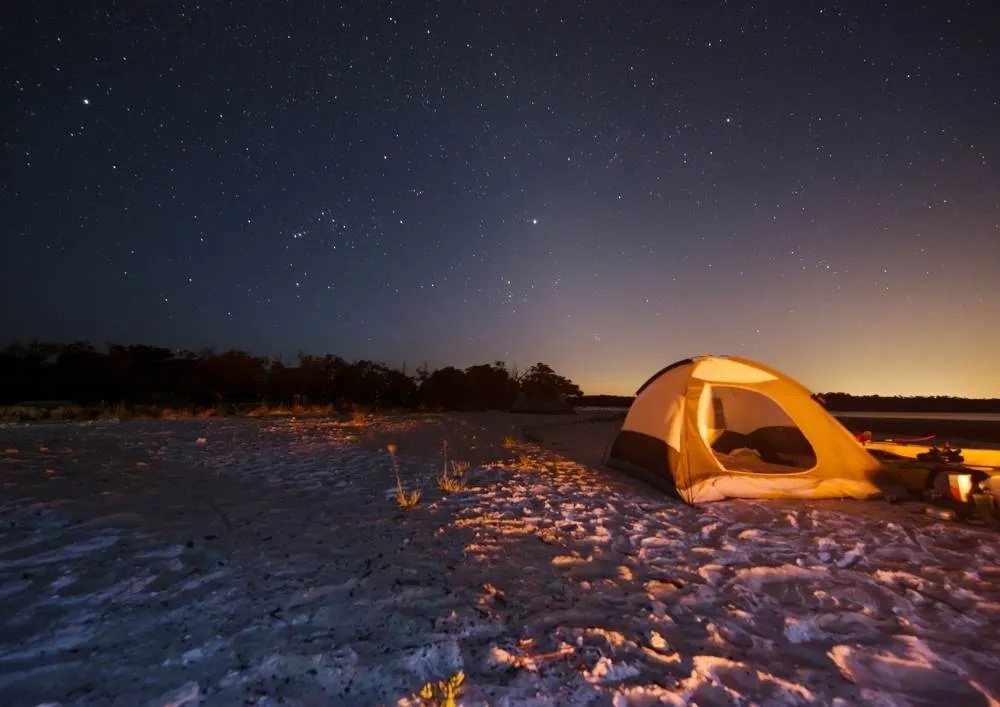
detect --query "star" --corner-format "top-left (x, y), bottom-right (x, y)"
top-left (1, 0), bottom-right (997, 399)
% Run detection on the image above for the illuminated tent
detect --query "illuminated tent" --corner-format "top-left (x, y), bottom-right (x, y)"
top-left (604, 355), bottom-right (885, 503)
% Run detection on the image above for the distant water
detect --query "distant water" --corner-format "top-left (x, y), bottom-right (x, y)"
top-left (576, 406), bottom-right (1000, 423)
top-left (833, 411), bottom-right (1000, 422)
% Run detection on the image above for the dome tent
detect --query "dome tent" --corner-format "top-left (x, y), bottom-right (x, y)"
top-left (604, 355), bottom-right (885, 503)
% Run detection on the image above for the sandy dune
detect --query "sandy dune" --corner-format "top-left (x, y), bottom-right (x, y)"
top-left (2, 412), bottom-right (1000, 706)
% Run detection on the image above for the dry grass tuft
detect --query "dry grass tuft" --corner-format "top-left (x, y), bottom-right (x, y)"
top-left (502, 435), bottom-right (518, 450)
top-left (1, 401), bottom-right (345, 423)
top-left (417, 671), bottom-right (464, 707)
top-left (0, 406), bottom-right (46, 422)
top-left (437, 473), bottom-right (468, 493)
top-left (396, 486), bottom-right (422, 508)
top-left (388, 443), bottom-right (421, 509)
top-left (160, 407), bottom-right (195, 419)
top-left (48, 405), bottom-right (85, 421)
top-left (99, 402), bottom-right (129, 421)
top-left (436, 440), bottom-right (469, 493)
top-left (247, 403), bottom-right (338, 417)
top-left (350, 407), bottom-right (368, 427)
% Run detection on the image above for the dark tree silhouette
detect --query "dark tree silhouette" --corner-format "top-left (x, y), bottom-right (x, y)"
top-left (0, 342), bottom-right (580, 414)
top-left (463, 361), bottom-right (519, 410)
top-left (419, 366), bottom-right (468, 410)
top-left (520, 362), bottom-right (583, 398)
top-left (3, 340), bottom-right (991, 416)
top-left (816, 392), bottom-right (1000, 414)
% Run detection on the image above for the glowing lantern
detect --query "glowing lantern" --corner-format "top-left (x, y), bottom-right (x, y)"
top-left (948, 473), bottom-right (973, 503)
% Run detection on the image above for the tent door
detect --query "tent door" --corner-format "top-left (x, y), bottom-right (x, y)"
top-left (701, 385), bottom-right (818, 474)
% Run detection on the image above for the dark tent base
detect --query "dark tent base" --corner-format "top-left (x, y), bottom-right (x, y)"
top-left (604, 430), bottom-right (684, 500)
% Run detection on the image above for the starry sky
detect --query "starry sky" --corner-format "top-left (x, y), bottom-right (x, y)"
top-left (3, 1), bottom-right (999, 398)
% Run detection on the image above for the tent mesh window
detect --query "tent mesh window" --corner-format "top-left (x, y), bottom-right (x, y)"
top-left (707, 387), bottom-right (818, 474)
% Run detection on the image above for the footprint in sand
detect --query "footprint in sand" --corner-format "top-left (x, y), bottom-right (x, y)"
top-left (830, 636), bottom-right (999, 706)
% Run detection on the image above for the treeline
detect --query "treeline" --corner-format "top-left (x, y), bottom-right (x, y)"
top-left (570, 393), bottom-right (1000, 414)
top-left (817, 392), bottom-right (1000, 414)
top-left (0, 341), bottom-right (582, 411)
top-left (571, 394), bottom-right (633, 408)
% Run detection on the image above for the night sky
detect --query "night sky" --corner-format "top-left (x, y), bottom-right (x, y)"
top-left (3, 2), bottom-right (998, 397)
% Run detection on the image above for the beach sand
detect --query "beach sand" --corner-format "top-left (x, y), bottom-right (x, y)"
top-left (2, 411), bottom-right (1000, 705)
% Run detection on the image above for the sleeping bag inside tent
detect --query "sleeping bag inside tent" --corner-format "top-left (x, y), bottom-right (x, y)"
top-left (604, 355), bottom-right (885, 503)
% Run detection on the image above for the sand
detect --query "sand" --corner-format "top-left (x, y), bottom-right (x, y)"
top-left (2, 411), bottom-right (1000, 706)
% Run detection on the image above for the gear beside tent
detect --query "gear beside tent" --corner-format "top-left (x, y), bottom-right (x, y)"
top-left (604, 355), bottom-right (887, 503)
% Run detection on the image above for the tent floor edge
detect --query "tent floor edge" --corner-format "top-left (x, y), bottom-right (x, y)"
top-left (604, 457), bottom-right (686, 503)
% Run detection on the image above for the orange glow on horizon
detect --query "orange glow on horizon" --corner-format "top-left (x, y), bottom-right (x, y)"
top-left (564, 350), bottom-right (1000, 400)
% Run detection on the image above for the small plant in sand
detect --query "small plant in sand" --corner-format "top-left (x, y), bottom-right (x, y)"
top-left (162, 406), bottom-right (195, 419)
top-left (437, 472), bottom-right (468, 493)
top-left (437, 440), bottom-right (469, 493)
top-left (519, 453), bottom-right (532, 468)
top-left (502, 435), bottom-right (518, 450)
top-left (99, 402), bottom-right (129, 421)
top-left (417, 671), bottom-right (464, 707)
top-left (388, 443), bottom-right (421, 509)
